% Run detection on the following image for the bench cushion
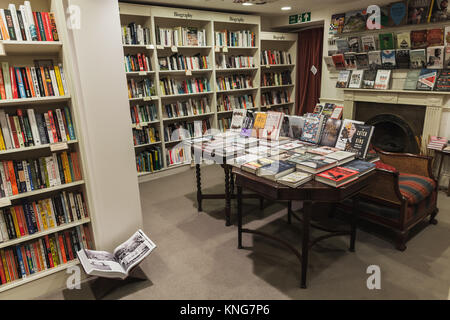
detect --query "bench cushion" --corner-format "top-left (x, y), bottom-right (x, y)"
top-left (399, 173), bottom-right (436, 205)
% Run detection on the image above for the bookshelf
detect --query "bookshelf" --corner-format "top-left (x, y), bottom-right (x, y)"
top-left (0, 0), bottom-right (94, 294)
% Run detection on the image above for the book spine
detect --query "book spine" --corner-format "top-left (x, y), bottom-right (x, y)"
top-left (27, 109), bottom-right (41, 145)
top-left (24, 1), bottom-right (38, 41)
top-left (48, 13), bottom-right (58, 41)
top-left (35, 12), bottom-right (46, 41)
top-left (7, 5), bottom-right (21, 41)
top-left (41, 12), bottom-right (53, 41)
top-left (15, 10), bottom-right (27, 41)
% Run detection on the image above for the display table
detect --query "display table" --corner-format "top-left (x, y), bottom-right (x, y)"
top-left (233, 167), bottom-right (374, 288)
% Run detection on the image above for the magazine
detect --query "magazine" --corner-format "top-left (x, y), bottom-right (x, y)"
top-left (77, 229), bottom-right (157, 279)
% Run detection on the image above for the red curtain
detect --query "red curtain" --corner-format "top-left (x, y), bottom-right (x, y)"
top-left (296, 27), bottom-right (323, 115)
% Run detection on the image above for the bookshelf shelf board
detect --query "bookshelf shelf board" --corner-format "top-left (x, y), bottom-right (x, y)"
top-left (164, 139), bottom-right (186, 144)
top-left (0, 140), bottom-right (78, 156)
top-left (131, 121), bottom-right (160, 128)
top-left (216, 87), bottom-right (257, 93)
top-left (217, 46), bottom-right (258, 50)
top-left (260, 84), bottom-right (295, 90)
top-left (216, 67), bottom-right (258, 72)
top-left (342, 88), bottom-right (450, 95)
top-left (162, 112), bottom-right (214, 121)
top-left (0, 96), bottom-right (71, 107)
top-left (158, 69), bottom-right (213, 74)
top-left (5, 180), bottom-right (85, 203)
top-left (126, 71), bottom-right (156, 76)
top-left (261, 102), bottom-right (294, 108)
top-left (128, 96), bottom-right (159, 101)
top-left (134, 141), bottom-right (162, 148)
top-left (0, 41), bottom-right (63, 55)
top-left (261, 64), bottom-right (295, 68)
top-left (157, 45), bottom-right (212, 50)
top-left (160, 92), bottom-right (213, 98)
top-left (0, 259), bottom-right (80, 293)
top-left (123, 44), bottom-right (154, 49)
top-left (0, 219), bottom-right (91, 249)
top-left (217, 107), bottom-right (256, 114)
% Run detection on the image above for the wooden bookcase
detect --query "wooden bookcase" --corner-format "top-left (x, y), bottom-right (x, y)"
top-left (0, 0), bottom-right (94, 294)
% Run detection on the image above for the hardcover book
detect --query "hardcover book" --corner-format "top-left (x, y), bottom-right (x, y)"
top-left (258, 160), bottom-right (296, 181)
top-left (368, 51), bottom-right (382, 70)
top-left (374, 69), bottom-right (392, 89)
top-left (411, 30), bottom-right (428, 48)
top-left (427, 46), bottom-right (444, 69)
top-left (344, 124), bottom-right (375, 159)
top-left (336, 70), bottom-right (352, 88)
top-left (336, 38), bottom-right (350, 53)
top-left (295, 155), bottom-right (338, 174)
top-left (430, 0), bottom-right (450, 22)
top-left (343, 52), bottom-right (357, 69)
top-left (315, 167), bottom-right (359, 187)
top-left (230, 109), bottom-right (247, 132)
top-left (436, 70), bottom-right (450, 91)
top-left (341, 159), bottom-right (376, 176)
top-left (240, 111), bottom-right (255, 137)
top-left (408, 0), bottom-right (433, 24)
top-left (261, 111), bottom-right (283, 141)
top-left (416, 68), bottom-right (438, 90)
top-left (361, 70), bottom-right (377, 88)
top-left (330, 106), bottom-right (344, 119)
top-left (404, 70), bottom-right (422, 90)
top-left (355, 52), bottom-right (369, 69)
top-left (322, 103), bottom-right (336, 117)
top-left (427, 28), bottom-right (445, 46)
top-left (361, 35), bottom-right (377, 51)
top-left (335, 119), bottom-right (365, 150)
top-left (326, 150), bottom-right (356, 165)
top-left (288, 116), bottom-right (306, 139)
top-left (307, 146), bottom-right (340, 156)
top-left (300, 116), bottom-right (324, 144)
top-left (348, 70), bottom-right (364, 88)
top-left (319, 119), bottom-right (343, 147)
top-left (378, 33), bottom-right (395, 50)
top-left (348, 36), bottom-right (361, 52)
top-left (329, 13), bottom-right (345, 34)
top-left (332, 53), bottom-right (346, 69)
top-left (410, 48), bottom-right (427, 68)
top-left (381, 50), bottom-right (397, 68)
top-left (389, 1), bottom-right (409, 26)
top-left (396, 49), bottom-right (411, 68)
top-left (251, 112), bottom-right (267, 138)
top-left (446, 26), bottom-right (450, 45)
top-left (277, 171), bottom-right (313, 188)
top-left (397, 32), bottom-right (411, 49)
top-left (342, 10), bottom-right (367, 33)
top-left (445, 46), bottom-right (450, 68)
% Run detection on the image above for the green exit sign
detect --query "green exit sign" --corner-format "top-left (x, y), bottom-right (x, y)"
top-left (289, 12), bottom-right (311, 24)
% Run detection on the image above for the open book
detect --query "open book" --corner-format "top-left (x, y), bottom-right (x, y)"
top-left (77, 230), bottom-right (156, 279)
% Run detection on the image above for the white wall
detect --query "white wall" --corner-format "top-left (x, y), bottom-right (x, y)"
top-left (63, 0), bottom-right (143, 251)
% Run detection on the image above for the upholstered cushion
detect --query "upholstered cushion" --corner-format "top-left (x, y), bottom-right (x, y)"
top-left (399, 173), bottom-right (436, 205)
top-left (374, 161), bottom-right (398, 173)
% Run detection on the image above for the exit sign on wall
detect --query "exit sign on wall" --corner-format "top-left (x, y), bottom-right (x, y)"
top-left (289, 12), bottom-right (311, 24)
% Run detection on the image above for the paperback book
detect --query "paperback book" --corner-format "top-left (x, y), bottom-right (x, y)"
top-left (335, 119), bottom-right (365, 150)
top-left (427, 28), bottom-right (445, 46)
top-left (374, 69), bottom-right (392, 89)
top-left (407, 0), bottom-right (433, 24)
top-left (411, 30), bottom-right (428, 48)
top-left (361, 35), bottom-right (377, 51)
top-left (336, 70), bottom-right (352, 88)
top-left (381, 50), bottom-right (397, 68)
top-left (288, 116), bottom-right (306, 139)
top-left (355, 53), bottom-right (369, 69)
top-left (348, 37), bottom-right (361, 52)
top-left (341, 159), bottom-right (376, 176)
top-left (404, 70), bottom-right (422, 90)
top-left (294, 155), bottom-right (338, 174)
top-left (430, 0), bottom-right (450, 22)
top-left (240, 111), bottom-right (255, 137)
top-left (332, 54), bottom-right (346, 69)
top-left (368, 51), bottom-right (382, 70)
top-left (344, 124), bottom-right (375, 159)
top-left (397, 31), bottom-right (411, 49)
top-left (315, 167), bottom-right (359, 187)
top-left (336, 38), bottom-right (350, 53)
top-left (230, 109), bottom-right (247, 132)
top-left (379, 33), bottom-right (395, 50)
top-left (277, 171), bottom-right (313, 188)
top-left (300, 116), bottom-right (324, 144)
top-left (258, 160), bottom-right (296, 181)
top-left (361, 70), bottom-right (377, 88)
top-left (344, 52), bottom-right (357, 69)
top-left (427, 46), bottom-right (445, 69)
top-left (416, 68), bottom-right (438, 90)
top-left (396, 49), bottom-right (411, 68)
top-left (348, 70), bottom-right (364, 88)
top-left (410, 49), bottom-right (427, 68)
top-left (329, 13), bottom-right (345, 34)
top-left (435, 70), bottom-right (450, 91)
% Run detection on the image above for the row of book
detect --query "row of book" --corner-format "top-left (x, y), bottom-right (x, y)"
top-left (163, 97), bottom-right (211, 119)
top-left (130, 104), bottom-right (158, 126)
top-left (216, 75), bottom-right (253, 91)
top-left (124, 53), bottom-right (152, 72)
top-left (214, 30), bottom-right (256, 47)
top-left (156, 26), bottom-right (207, 47)
top-left (133, 127), bottom-right (160, 146)
top-left (0, 225), bottom-right (92, 285)
top-left (121, 23), bottom-right (151, 45)
top-left (0, 63), bottom-right (68, 100)
top-left (167, 145), bottom-right (190, 166)
top-left (261, 71), bottom-right (292, 87)
top-left (331, 28), bottom-right (450, 55)
top-left (261, 90), bottom-right (290, 107)
top-left (127, 78), bottom-right (156, 99)
top-left (0, 151), bottom-right (82, 199)
top-left (330, 1), bottom-right (450, 35)
top-left (0, 107), bottom-right (76, 151)
top-left (158, 54), bottom-right (210, 71)
top-left (330, 47), bottom-right (449, 71)
top-left (217, 94), bottom-right (255, 111)
top-left (159, 77), bottom-right (211, 96)
top-left (164, 119), bottom-right (211, 142)
top-left (0, 2), bottom-right (59, 41)
top-left (312, 103), bottom-right (344, 119)
top-left (136, 147), bottom-right (162, 173)
top-left (260, 50), bottom-right (293, 65)
top-left (0, 191), bottom-right (88, 242)
top-left (215, 55), bottom-right (255, 69)
top-left (218, 117), bottom-right (231, 132)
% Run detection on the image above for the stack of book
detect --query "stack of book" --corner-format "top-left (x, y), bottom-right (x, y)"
top-left (427, 136), bottom-right (448, 150)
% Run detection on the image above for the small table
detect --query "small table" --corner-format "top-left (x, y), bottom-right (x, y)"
top-left (434, 149), bottom-right (450, 196)
top-left (233, 167), bottom-right (374, 288)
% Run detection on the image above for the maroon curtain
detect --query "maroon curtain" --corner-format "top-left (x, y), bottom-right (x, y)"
top-left (296, 27), bottom-right (323, 115)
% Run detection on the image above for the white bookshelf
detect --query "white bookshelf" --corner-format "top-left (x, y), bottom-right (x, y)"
top-left (0, 0), bottom-right (94, 294)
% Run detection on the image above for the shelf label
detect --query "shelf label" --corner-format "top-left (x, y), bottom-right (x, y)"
top-left (185, 70), bottom-right (192, 76)
top-left (171, 45), bottom-right (178, 52)
top-left (229, 17), bottom-right (245, 23)
top-left (273, 35), bottom-right (286, 40)
top-left (146, 44), bottom-right (155, 49)
top-left (0, 43), bottom-right (5, 56)
top-left (136, 124), bottom-right (142, 130)
top-left (143, 96), bottom-right (152, 101)
top-left (173, 12), bottom-right (193, 19)
top-left (266, 65), bottom-right (271, 68)
top-left (0, 198), bottom-right (11, 208)
top-left (214, 46), bottom-right (220, 52)
top-left (50, 142), bottom-right (68, 152)
top-left (156, 44), bottom-right (164, 50)
top-left (138, 71), bottom-right (146, 76)
top-left (222, 46), bottom-right (228, 53)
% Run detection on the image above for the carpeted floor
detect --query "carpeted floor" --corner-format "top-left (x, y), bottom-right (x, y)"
top-left (44, 164), bottom-right (450, 299)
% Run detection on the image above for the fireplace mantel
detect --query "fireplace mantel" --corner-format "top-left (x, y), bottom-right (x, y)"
top-left (342, 88), bottom-right (449, 153)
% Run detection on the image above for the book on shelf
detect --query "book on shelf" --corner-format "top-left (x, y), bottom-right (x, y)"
top-left (216, 75), bottom-right (253, 91)
top-left (158, 54), bottom-right (210, 71)
top-left (411, 30), bottom-right (428, 49)
top-left (397, 32), bottom-right (411, 49)
top-left (78, 229), bottom-right (156, 280)
top-left (389, 1), bottom-right (409, 26)
top-left (261, 50), bottom-right (292, 65)
top-left (163, 97), bottom-right (210, 119)
top-left (427, 46), bottom-right (445, 69)
top-left (368, 51), bottom-right (382, 70)
top-left (230, 109), bottom-right (247, 132)
top-left (276, 171), bottom-right (313, 188)
top-left (335, 119), bottom-right (365, 150)
top-left (327, 37), bottom-right (338, 56)
top-left (378, 33), bottom-right (395, 50)
top-left (156, 26), bottom-right (207, 47)
top-left (261, 71), bottom-right (292, 87)
top-left (404, 69), bottom-right (422, 90)
top-left (167, 144), bottom-right (191, 166)
top-left (374, 69), bottom-right (392, 89)
top-left (133, 126), bottom-right (160, 146)
top-left (324, 56), bottom-right (336, 72)
top-left (435, 70), bottom-right (450, 91)
top-left (348, 70), bottom-right (364, 88)
top-left (348, 36), bottom-right (361, 52)
top-left (136, 147), bottom-right (162, 172)
top-left (396, 49), bottom-right (411, 68)
top-left (342, 10), bottom-right (366, 33)
top-left (332, 54), bottom-right (346, 69)
top-left (408, 0), bottom-right (433, 24)
top-left (218, 54), bottom-right (255, 69)
top-left (381, 50), bottom-right (397, 69)
top-left (430, 0), bottom-right (450, 22)
top-left (445, 47), bottom-right (450, 68)
top-left (124, 53), bottom-right (152, 72)
top-left (261, 90), bottom-right (290, 106)
top-left (343, 52), bottom-right (357, 69)
top-left (217, 94), bottom-right (254, 111)
top-left (341, 159), bottom-right (376, 177)
top-left (336, 38), bottom-right (349, 54)
top-left (343, 124), bottom-right (374, 159)
top-left (128, 78), bottom-right (155, 98)
top-left (355, 53), bottom-right (369, 69)
top-left (361, 35), bottom-right (377, 51)
top-left (361, 69), bottom-right (377, 89)
top-left (446, 26), bottom-right (450, 45)
top-left (315, 166), bottom-right (359, 187)
top-left (410, 48), bottom-right (427, 68)
top-left (416, 68), bottom-right (438, 90)
top-left (122, 23), bottom-right (151, 45)
top-left (257, 160), bottom-right (296, 181)
top-left (159, 77), bottom-right (210, 96)
top-left (215, 29), bottom-right (256, 47)
top-left (427, 28), bottom-right (444, 46)
top-left (319, 118), bottom-right (342, 147)
top-left (336, 70), bottom-right (351, 88)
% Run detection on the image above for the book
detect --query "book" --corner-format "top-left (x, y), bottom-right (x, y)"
top-left (435, 70), bottom-right (450, 91)
top-left (258, 160), bottom-right (296, 181)
top-left (251, 112), bottom-right (267, 138)
top-left (348, 36), bottom-right (361, 52)
top-left (77, 230), bottom-right (156, 279)
top-left (241, 158), bottom-right (274, 174)
top-left (329, 13), bottom-right (345, 34)
top-left (313, 104), bottom-right (323, 114)
top-left (326, 150), bottom-right (356, 165)
top-left (344, 124), bottom-right (374, 159)
top-left (321, 103), bottom-right (336, 117)
top-left (327, 37), bottom-right (338, 56)
top-left (336, 70), bottom-right (351, 88)
top-left (410, 48), bottom-right (427, 68)
top-left (411, 30), bottom-right (428, 48)
top-left (332, 54), bottom-right (346, 69)
top-left (379, 5), bottom-right (391, 28)
top-left (261, 111), bottom-right (283, 141)
top-left (397, 32), bottom-right (411, 49)
top-left (330, 106), bottom-right (344, 119)
top-left (240, 111), bottom-right (255, 137)
top-left (430, 0), bottom-right (450, 22)
top-left (319, 119), bottom-right (343, 147)
top-left (294, 155), bottom-right (338, 174)
top-left (379, 33), bottom-right (395, 50)
top-left (300, 116), bottom-right (324, 144)
top-left (324, 56), bottom-right (336, 72)
top-left (341, 160), bottom-right (376, 176)
top-left (404, 70), bottom-right (422, 90)
top-left (427, 46), bottom-right (445, 68)
top-left (276, 171), bottom-right (313, 188)
top-left (361, 35), bottom-right (377, 51)
top-left (288, 116), bottom-right (305, 139)
top-left (408, 0), bottom-right (433, 24)
top-left (342, 10), bottom-right (367, 33)
top-left (230, 154), bottom-right (260, 168)
top-left (230, 109), bottom-right (246, 132)
top-left (381, 50), bottom-right (397, 68)
top-left (336, 38), bottom-right (349, 53)
top-left (416, 68), bottom-right (438, 90)
top-left (343, 52), bottom-right (357, 69)
top-left (374, 69), bottom-right (391, 89)
top-left (307, 146), bottom-right (340, 156)
top-left (335, 119), bottom-right (364, 150)
top-left (396, 49), bottom-right (411, 68)
top-left (348, 70), bottom-right (364, 88)
top-left (427, 28), bottom-right (445, 47)
top-left (445, 46), bottom-right (450, 68)
top-left (389, 1), bottom-right (409, 26)
top-left (368, 51), bottom-right (382, 70)
top-left (355, 53), bottom-right (369, 69)
top-left (315, 167), bottom-right (359, 187)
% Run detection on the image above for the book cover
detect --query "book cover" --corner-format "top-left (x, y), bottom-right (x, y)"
top-left (313, 104), bottom-right (323, 114)
top-left (319, 119), bottom-right (342, 147)
top-left (296, 156), bottom-right (338, 173)
top-left (397, 31), bottom-right (411, 48)
top-left (342, 10), bottom-right (367, 33)
top-left (378, 33), bottom-right (395, 50)
top-left (336, 70), bottom-right (351, 88)
top-left (408, 0), bottom-right (433, 24)
top-left (324, 56), bottom-right (336, 72)
top-left (332, 54), bottom-right (346, 69)
top-left (427, 46), bottom-right (444, 69)
top-left (322, 103), bottom-right (336, 117)
top-left (300, 117), bottom-right (322, 144)
top-left (361, 35), bottom-right (377, 51)
top-left (344, 124), bottom-right (375, 159)
top-left (348, 36), bottom-right (361, 52)
top-left (416, 68), bottom-right (438, 90)
top-left (277, 171), bottom-right (312, 187)
top-left (329, 13), bottom-right (345, 34)
top-left (389, 1), bottom-right (409, 26)
top-left (374, 69), bottom-right (392, 89)
top-left (288, 116), bottom-right (305, 139)
top-left (258, 160), bottom-right (295, 180)
top-left (261, 111), bottom-right (283, 141)
top-left (430, 0), bottom-right (450, 22)
top-left (327, 37), bottom-right (338, 56)
top-left (435, 70), bottom-right (450, 91)
top-left (410, 48), bottom-right (427, 68)
top-left (316, 167), bottom-right (359, 186)
top-left (427, 28), bottom-right (444, 46)
top-left (446, 26), bottom-right (450, 45)
top-left (343, 52), bottom-right (357, 69)
top-left (404, 70), bottom-right (422, 90)
top-left (381, 50), bottom-right (397, 68)
top-left (348, 70), bottom-right (364, 88)
top-left (341, 160), bottom-right (376, 176)
top-left (330, 106), bottom-right (344, 119)
top-left (396, 49), bottom-right (410, 68)
top-left (335, 119), bottom-right (365, 150)
top-left (251, 112), bottom-right (267, 138)
top-left (368, 51), bottom-right (382, 70)
top-left (361, 69), bottom-right (377, 88)
top-left (355, 52), bottom-right (369, 69)
top-left (240, 111), bottom-right (255, 137)
top-left (336, 38), bottom-right (350, 53)
top-left (411, 30), bottom-right (428, 48)
top-left (230, 109), bottom-right (246, 132)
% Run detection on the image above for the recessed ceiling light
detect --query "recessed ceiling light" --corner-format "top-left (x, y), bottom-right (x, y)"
top-left (281, 6), bottom-right (292, 11)
top-left (242, 2), bottom-right (254, 5)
